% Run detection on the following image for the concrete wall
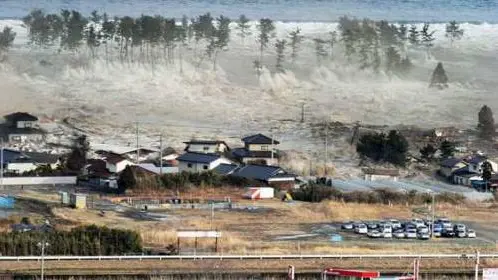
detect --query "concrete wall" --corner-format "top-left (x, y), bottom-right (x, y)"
top-left (0, 176), bottom-right (77, 186)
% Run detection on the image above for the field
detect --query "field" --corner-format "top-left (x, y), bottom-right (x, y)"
top-left (3, 186), bottom-right (498, 256)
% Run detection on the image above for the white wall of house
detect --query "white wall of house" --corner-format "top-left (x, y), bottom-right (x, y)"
top-left (16, 120), bottom-right (38, 129)
top-left (179, 158), bottom-right (232, 172)
top-left (468, 160), bottom-right (498, 174)
top-left (7, 162), bottom-right (37, 174)
top-left (242, 157), bottom-right (278, 166)
top-left (453, 175), bottom-right (482, 186)
top-left (8, 134), bottom-right (44, 143)
top-left (364, 174), bottom-right (398, 181)
top-left (186, 143), bottom-right (227, 154)
top-left (106, 160), bottom-right (134, 173)
top-left (247, 144), bottom-right (274, 151)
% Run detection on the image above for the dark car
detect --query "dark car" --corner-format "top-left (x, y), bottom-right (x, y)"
top-left (442, 229), bottom-right (455, 238)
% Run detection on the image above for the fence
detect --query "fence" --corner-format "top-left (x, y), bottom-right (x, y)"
top-left (0, 176), bottom-right (77, 186)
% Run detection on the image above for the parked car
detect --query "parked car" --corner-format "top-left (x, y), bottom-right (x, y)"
top-left (383, 231), bottom-right (393, 238)
top-left (355, 224), bottom-right (368, 234)
top-left (390, 219), bottom-right (402, 229)
top-left (417, 232), bottom-right (430, 240)
top-left (411, 219), bottom-right (425, 228)
top-left (367, 230), bottom-right (382, 238)
top-left (342, 221), bottom-right (354, 230)
top-left (454, 224), bottom-right (466, 232)
top-left (433, 230), bottom-right (442, 238)
top-left (393, 230), bottom-right (406, 239)
top-left (467, 229), bottom-right (476, 238)
top-left (418, 225), bottom-right (429, 234)
top-left (433, 223), bottom-right (443, 232)
top-left (442, 229), bottom-right (455, 238)
top-left (437, 218), bottom-right (452, 228)
top-left (406, 229), bottom-right (417, 239)
top-left (366, 222), bottom-right (379, 230)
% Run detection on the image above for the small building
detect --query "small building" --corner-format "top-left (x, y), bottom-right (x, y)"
top-left (363, 168), bottom-right (399, 181)
top-left (439, 158), bottom-right (467, 178)
top-left (6, 152), bottom-right (61, 174)
top-left (229, 164), bottom-right (296, 190)
top-left (2, 112), bottom-right (45, 143)
top-left (69, 193), bottom-right (87, 209)
top-left (233, 133), bottom-right (280, 165)
top-left (177, 152), bottom-right (232, 172)
top-left (105, 154), bottom-right (134, 173)
top-left (451, 166), bottom-right (482, 187)
top-left (465, 155), bottom-right (498, 174)
top-left (183, 140), bottom-right (230, 155)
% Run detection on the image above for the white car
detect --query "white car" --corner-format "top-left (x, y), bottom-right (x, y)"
top-left (393, 230), bottom-right (405, 238)
top-left (411, 219), bottom-right (425, 228)
top-left (355, 224), bottom-right (368, 234)
top-left (467, 229), bottom-right (476, 238)
top-left (433, 231), bottom-right (442, 238)
top-left (454, 224), bottom-right (466, 232)
top-left (417, 225), bottom-right (429, 234)
top-left (437, 218), bottom-right (452, 228)
top-left (417, 232), bottom-right (430, 240)
top-left (367, 230), bottom-right (382, 238)
top-left (406, 229), bottom-right (417, 239)
top-left (390, 219), bottom-right (402, 229)
top-left (456, 230), bottom-right (467, 238)
top-left (383, 231), bottom-right (393, 238)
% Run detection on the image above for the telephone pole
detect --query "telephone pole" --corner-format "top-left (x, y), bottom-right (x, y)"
top-left (159, 134), bottom-right (163, 176)
top-left (135, 122), bottom-right (140, 164)
top-left (271, 129), bottom-right (274, 164)
top-left (324, 122), bottom-right (328, 176)
top-left (0, 138), bottom-right (4, 189)
top-left (300, 103), bottom-right (305, 123)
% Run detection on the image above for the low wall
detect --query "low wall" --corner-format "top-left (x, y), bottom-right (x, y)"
top-left (0, 176), bottom-right (77, 186)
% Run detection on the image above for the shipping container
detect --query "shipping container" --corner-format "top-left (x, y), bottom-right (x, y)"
top-left (69, 193), bottom-right (87, 209)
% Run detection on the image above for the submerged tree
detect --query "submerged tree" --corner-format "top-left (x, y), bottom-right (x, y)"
top-left (256, 18), bottom-right (276, 65)
top-left (421, 23), bottom-right (435, 57)
top-left (288, 27), bottom-right (304, 63)
top-left (0, 26), bottom-right (16, 56)
top-left (429, 62), bottom-right (449, 89)
top-left (408, 25), bottom-right (419, 46)
top-left (236, 14), bottom-right (251, 44)
top-left (66, 134), bottom-right (90, 173)
top-left (478, 105), bottom-right (496, 140)
top-left (313, 38), bottom-right (328, 65)
top-left (445, 21), bottom-right (464, 45)
top-left (207, 15), bottom-right (231, 69)
top-left (439, 140), bottom-right (455, 159)
top-left (327, 31), bottom-right (337, 58)
top-left (274, 39), bottom-right (286, 72)
top-left (420, 144), bottom-right (437, 161)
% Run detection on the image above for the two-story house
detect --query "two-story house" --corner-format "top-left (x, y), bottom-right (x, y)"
top-left (439, 158), bottom-right (467, 178)
top-left (2, 112), bottom-right (45, 143)
top-left (183, 140), bottom-right (230, 155)
top-left (105, 154), bottom-right (135, 173)
top-left (177, 152), bottom-right (232, 172)
top-left (232, 134), bottom-right (279, 165)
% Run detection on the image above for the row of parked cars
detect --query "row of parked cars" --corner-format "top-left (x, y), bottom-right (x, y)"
top-left (341, 218), bottom-right (477, 240)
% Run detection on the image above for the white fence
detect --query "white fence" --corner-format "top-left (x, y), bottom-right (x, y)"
top-left (0, 176), bottom-right (77, 186)
top-left (0, 253), bottom-right (497, 262)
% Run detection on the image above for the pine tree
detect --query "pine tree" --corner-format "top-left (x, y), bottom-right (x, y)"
top-left (385, 46), bottom-right (401, 73)
top-left (274, 39), bottom-right (286, 72)
top-left (328, 31), bottom-right (337, 58)
top-left (313, 38), bottom-right (328, 65)
top-left (429, 62), bottom-right (449, 89)
top-left (420, 144), bottom-right (437, 161)
top-left (0, 26), bottom-right (16, 56)
top-left (288, 27), bottom-right (304, 63)
top-left (66, 134), bottom-right (90, 173)
top-left (408, 25), bottom-right (419, 46)
top-left (482, 161), bottom-right (493, 192)
top-left (118, 165), bottom-right (137, 193)
top-left (445, 20), bottom-right (464, 45)
top-left (236, 14), bottom-right (251, 44)
top-left (478, 105), bottom-right (496, 140)
top-left (256, 18), bottom-right (276, 65)
top-left (439, 140), bottom-right (455, 159)
top-left (421, 23), bottom-right (435, 57)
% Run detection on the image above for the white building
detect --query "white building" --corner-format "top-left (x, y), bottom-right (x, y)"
top-left (2, 112), bottom-right (45, 143)
top-left (5, 152), bottom-right (61, 174)
top-left (105, 154), bottom-right (135, 173)
top-left (177, 152), bottom-right (232, 172)
top-left (183, 140), bottom-right (230, 154)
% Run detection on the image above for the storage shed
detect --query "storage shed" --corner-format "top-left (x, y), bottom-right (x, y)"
top-left (60, 192), bottom-right (69, 205)
top-left (69, 193), bottom-right (87, 209)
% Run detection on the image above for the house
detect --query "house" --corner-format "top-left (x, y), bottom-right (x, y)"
top-left (228, 164), bottom-right (296, 190)
top-left (439, 158), bottom-right (467, 178)
top-left (363, 168), bottom-right (400, 181)
top-left (2, 112), bottom-right (45, 143)
top-left (161, 147), bottom-right (179, 162)
top-left (451, 166), bottom-right (482, 186)
top-left (177, 152), bottom-right (232, 172)
top-left (183, 140), bottom-right (230, 155)
top-left (93, 144), bottom-right (158, 163)
top-left (137, 163), bottom-right (179, 175)
top-left (104, 154), bottom-right (134, 173)
top-left (213, 163), bottom-right (239, 175)
top-left (464, 155), bottom-right (498, 174)
top-left (232, 133), bottom-right (280, 165)
top-left (6, 152), bottom-right (61, 174)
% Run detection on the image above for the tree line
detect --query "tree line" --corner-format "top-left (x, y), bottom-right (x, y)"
top-left (0, 9), bottom-right (465, 75)
top-left (0, 225), bottom-right (142, 256)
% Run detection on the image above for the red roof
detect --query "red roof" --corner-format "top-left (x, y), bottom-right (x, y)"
top-left (323, 268), bottom-right (380, 278)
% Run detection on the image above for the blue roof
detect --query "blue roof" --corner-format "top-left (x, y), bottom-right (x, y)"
top-left (440, 158), bottom-right (464, 168)
top-left (242, 134), bottom-right (280, 145)
top-left (468, 155), bottom-right (487, 164)
top-left (213, 163), bottom-right (239, 175)
top-left (0, 148), bottom-right (23, 163)
top-left (231, 164), bottom-right (292, 181)
top-left (452, 166), bottom-right (479, 177)
top-left (177, 152), bottom-right (221, 164)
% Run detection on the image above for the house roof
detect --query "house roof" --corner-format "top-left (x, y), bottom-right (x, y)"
top-left (105, 154), bottom-right (130, 165)
top-left (440, 158), bottom-right (464, 168)
top-left (213, 163), bottom-right (239, 175)
top-left (0, 148), bottom-right (23, 163)
top-left (177, 152), bottom-right (222, 164)
top-left (184, 140), bottom-right (228, 146)
top-left (232, 148), bottom-right (279, 159)
top-left (452, 166), bottom-right (479, 177)
top-left (242, 134), bottom-right (280, 145)
top-left (467, 155), bottom-right (488, 165)
top-left (231, 164), bottom-right (291, 182)
top-left (6, 127), bottom-right (45, 135)
top-left (363, 168), bottom-right (399, 176)
top-left (93, 144), bottom-right (158, 156)
top-left (10, 152), bottom-right (60, 164)
top-left (137, 163), bottom-right (178, 175)
top-left (4, 112), bottom-right (38, 122)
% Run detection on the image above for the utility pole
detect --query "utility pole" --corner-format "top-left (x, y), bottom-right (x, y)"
top-left (210, 203), bottom-right (214, 230)
top-left (1, 138), bottom-right (4, 189)
top-left (38, 241), bottom-right (49, 280)
top-left (159, 134), bottom-right (163, 176)
top-left (300, 103), bottom-right (305, 123)
top-left (135, 122), bottom-right (140, 164)
top-left (475, 250), bottom-right (480, 280)
top-left (431, 192), bottom-right (435, 240)
top-left (271, 129), bottom-right (274, 164)
top-left (324, 122), bottom-right (328, 176)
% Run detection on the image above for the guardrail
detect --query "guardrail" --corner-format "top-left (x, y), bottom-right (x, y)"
top-left (0, 253), bottom-right (497, 262)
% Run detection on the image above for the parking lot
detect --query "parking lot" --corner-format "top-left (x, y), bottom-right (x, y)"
top-left (340, 218), bottom-right (478, 241)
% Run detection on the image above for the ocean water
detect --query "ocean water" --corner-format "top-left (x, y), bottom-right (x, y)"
top-left (0, 0), bottom-right (497, 159)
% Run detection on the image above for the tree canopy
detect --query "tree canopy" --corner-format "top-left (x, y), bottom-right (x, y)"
top-left (478, 105), bottom-right (496, 140)
top-left (430, 62), bottom-right (449, 89)
top-left (65, 134), bottom-right (90, 173)
top-left (439, 140), bottom-right (455, 159)
top-left (356, 130), bottom-right (409, 166)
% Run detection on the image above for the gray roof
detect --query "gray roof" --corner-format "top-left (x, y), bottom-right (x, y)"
top-left (213, 163), bottom-right (239, 175)
top-left (242, 134), bottom-right (280, 145)
top-left (4, 112), bottom-right (38, 122)
top-left (177, 152), bottom-right (221, 164)
top-left (231, 164), bottom-right (294, 182)
top-left (232, 148), bottom-right (279, 159)
top-left (467, 155), bottom-right (487, 164)
top-left (452, 166), bottom-right (479, 177)
top-left (440, 158), bottom-right (464, 168)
